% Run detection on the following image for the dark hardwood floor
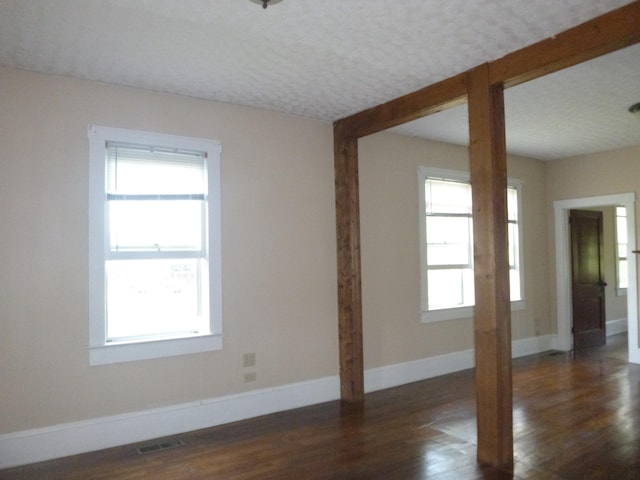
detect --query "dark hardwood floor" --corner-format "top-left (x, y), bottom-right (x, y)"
top-left (2, 333), bottom-right (639, 479)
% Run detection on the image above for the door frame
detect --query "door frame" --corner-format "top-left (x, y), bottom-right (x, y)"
top-left (554, 193), bottom-right (639, 363)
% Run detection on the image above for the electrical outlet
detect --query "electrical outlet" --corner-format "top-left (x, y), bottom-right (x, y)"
top-left (243, 353), bottom-right (256, 368)
top-left (244, 372), bottom-right (257, 383)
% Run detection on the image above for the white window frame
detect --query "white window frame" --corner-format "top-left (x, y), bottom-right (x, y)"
top-left (418, 167), bottom-right (525, 323)
top-left (88, 125), bottom-right (223, 365)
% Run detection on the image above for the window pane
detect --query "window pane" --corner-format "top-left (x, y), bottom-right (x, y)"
top-left (427, 244), bottom-right (470, 266)
top-left (426, 216), bottom-right (471, 266)
top-left (618, 244), bottom-right (627, 258)
top-left (425, 179), bottom-right (471, 215)
top-left (509, 268), bottom-right (521, 302)
top-left (619, 260), bottom-right (628, 289)
top-left (427, 268), bottom-right (474, 310)
top-left (106, 258), bottom-right (208, 340)
top-left (508, 222), bottom-right (518, 268)
top-left (109, 200), bottom-right (203, 252)
top-left (617, 216), bottom-right (628, 244)
top-left (507, 187), bottom-right (518, 222)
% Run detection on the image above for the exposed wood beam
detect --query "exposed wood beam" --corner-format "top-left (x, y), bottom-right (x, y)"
top-left (333, 126), bottom-right (365, 403)
top-left (491, 1), bottom-right (640, 88)
top-left (467, 64), bottom-right (513, 468)
top-left (336, 1), bottom-right (640, 140)
top-left (332, 0), bottom-right (638, 448)
top-left (336, 73), bottom-right (467, 139)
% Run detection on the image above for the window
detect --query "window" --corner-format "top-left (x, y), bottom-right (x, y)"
top-left (88, 126), bottom-right (222, 365)
top-left (616, 206), bottom-right (628, 294)
top-left (418, 167), bottom-right (523, 322)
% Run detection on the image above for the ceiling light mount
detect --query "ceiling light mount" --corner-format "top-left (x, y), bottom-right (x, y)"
top-left (250, 0), bottom-right (283, 9)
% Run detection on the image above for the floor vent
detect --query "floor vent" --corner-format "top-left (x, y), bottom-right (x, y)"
top-left (136, 439), bottom-right (185, 455)
top-left (547, 351), bottom-right (564, 356)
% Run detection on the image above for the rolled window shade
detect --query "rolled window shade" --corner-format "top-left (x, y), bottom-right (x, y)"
top-left (106, 142), bottom-right (207, 195)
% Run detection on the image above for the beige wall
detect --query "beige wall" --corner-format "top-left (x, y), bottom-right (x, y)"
top-left (0, 67), bottom-right (340, 433)
top-left (545, 146), bottom-right (640, 202)
top-left (0, 66), bottom-right (554, 437)
top-left (358, 132), bottom-right (551, 369)
top-left (545, 146), bottom-right (640, 331)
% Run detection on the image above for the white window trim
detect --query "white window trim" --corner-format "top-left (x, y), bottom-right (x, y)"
top-left (88, 125), bottom-right (223, 365)
top-left (418, 166), bottom-right (525, 323)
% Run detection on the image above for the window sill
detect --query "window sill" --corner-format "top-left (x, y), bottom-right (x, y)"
top-left (89, 333), bottom-right (223, 366)
top-left (421, 300), bottom-right (525, 323)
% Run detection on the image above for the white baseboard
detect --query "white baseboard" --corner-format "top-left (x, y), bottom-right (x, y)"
top-left (607, 318), bottom-right (628, 336)
top-left (364, 334), bottom-right (555, 393)
top-left (548, 318), bottom-right (627, 350)
top-left (0, 376), bottom-right (341, 469)
top-left (0, 334), bottom-right (555, 469)
top-left (512, 334), bottom-right (556, 358)
top-left (364, 349), bottom-right (474, 393)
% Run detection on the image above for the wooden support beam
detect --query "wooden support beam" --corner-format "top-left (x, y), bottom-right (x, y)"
top-left (337, 1), bottom-right (640, 140)
top-left (491, 1), bottom-right (640, 88)
top-left (331, 0), bottom-right (639, 432)
top-left (467, 64), bottom-right (513, 468)
top-left (336, 73), bottom-right (467, 139)
top-left (333, 125), bottom-right (365, 403)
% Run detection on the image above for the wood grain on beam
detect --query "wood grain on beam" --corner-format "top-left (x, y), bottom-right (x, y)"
top-left (467, 64), bottom-right (513, 468)
top-left (331, 0), bottom-right (637, 424)
top-left (336, 73), bottom-right (467, 139)
top-left (491, 1), bottom-right (640, 88)
top-left (333, 126), bottom-right (365, 403)
top-left (337, 2), bottom-right (639, 141)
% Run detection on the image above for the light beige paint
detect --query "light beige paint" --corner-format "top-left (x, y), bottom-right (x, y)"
top-left (0, 65), bottom-right (556, 437)
top-left (546, 146), bottom-right (640, 333)
top-left (358, 132), bottom-right (551, 368)
top-left (0, 67), bottom-right (340, 433)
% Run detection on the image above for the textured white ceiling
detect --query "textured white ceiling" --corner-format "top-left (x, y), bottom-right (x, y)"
top-left (391, 43), bottom-right (640, 160)
top-left (0, 0), bottom-right (637, 160)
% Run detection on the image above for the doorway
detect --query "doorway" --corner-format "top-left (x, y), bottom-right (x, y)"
top-left (554, 193), bottom-right (639, 363)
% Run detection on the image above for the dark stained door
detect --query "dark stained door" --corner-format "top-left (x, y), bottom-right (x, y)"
top-left (570, 209), bottom-right (606, 350)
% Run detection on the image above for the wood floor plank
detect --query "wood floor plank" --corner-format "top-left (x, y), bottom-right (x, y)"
top-left (2, 334), bottom-right (639, 479)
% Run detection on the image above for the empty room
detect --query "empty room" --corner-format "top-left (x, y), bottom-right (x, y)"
top-left (1, 1), bottom-right (640, 478)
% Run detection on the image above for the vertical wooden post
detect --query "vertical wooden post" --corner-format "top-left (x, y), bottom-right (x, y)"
top-left (333, 122), bottom-right (365, 403)
top-left (467, 64), bottom-right (514, 468)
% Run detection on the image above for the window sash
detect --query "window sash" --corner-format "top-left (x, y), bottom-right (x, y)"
top-left (104, 151), bottom-right (209, 339)
top-left (105, 142), bottom-right (209, 255)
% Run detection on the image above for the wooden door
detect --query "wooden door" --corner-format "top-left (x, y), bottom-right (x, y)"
top-left (570, 209), bottom-right (606, 349)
